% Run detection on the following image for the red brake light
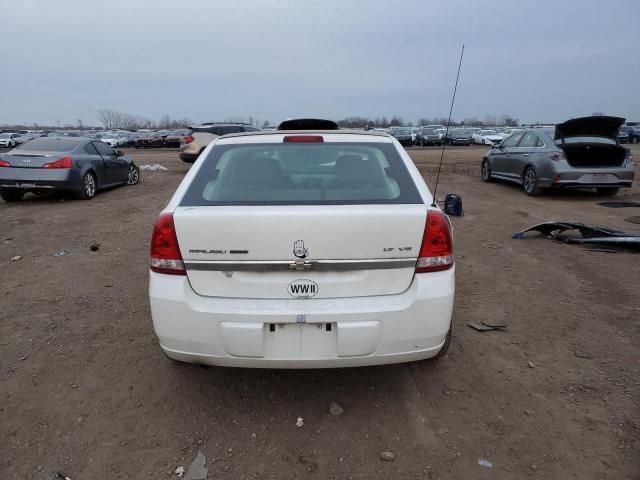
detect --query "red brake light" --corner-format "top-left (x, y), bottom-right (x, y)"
top-left (283, 135), bottom-right (324, 143)
top-left (42, 156), bottom-right (73, 169)
top-left (0, 159), bottom-right (9, 167)
top-left (416, 210), bottom-right (454, 273)
top-left (150, 212), bottom-right (186, 275)
top-left (184, 135), bottom-right (194, 144)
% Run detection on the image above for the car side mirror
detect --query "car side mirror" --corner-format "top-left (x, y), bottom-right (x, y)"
top-left (116, 150), bottom-right (124, 157)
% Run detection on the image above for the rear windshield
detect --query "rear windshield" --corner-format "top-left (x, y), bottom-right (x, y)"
top-left (180, 142), bottom-right (423, 206)
top-left (15, 138), bottom-right (80, 152)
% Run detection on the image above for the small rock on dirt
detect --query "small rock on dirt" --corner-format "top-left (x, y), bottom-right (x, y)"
top-left (10, 255), bottom-right (22, 261)
top-left (329, 401), bottom-right (344, 416)
top-left (528, 361), bottom-right (535, 368)
top-left (90, 243), bottom-right (100, 251)
top-left (380, 450), bottom-right (395, 461)
top-left (296, 417), bottom-right (304, 427)
top-left (437, 426), bottom-right (449, 435)
top-left (478, 458), bottom-right (493, 468)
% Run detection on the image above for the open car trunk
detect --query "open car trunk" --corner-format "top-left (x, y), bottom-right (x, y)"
top-left (561, 143), bottom-right (628, 168)
top-left (556, 115), bottom-right (628, 168)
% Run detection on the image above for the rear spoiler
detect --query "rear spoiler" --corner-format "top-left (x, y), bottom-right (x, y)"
top-left (278, 118), bottom-right (339, 131)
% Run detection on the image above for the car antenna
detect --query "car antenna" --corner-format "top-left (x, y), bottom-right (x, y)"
top-left (431, 44), bottom-right (465, 207)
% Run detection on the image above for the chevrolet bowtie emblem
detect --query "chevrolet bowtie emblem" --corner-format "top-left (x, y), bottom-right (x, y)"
top-left (288, 261), bottom-right (312, 271)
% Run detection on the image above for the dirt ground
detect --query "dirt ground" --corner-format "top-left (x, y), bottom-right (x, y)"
top-left (1, 144), bottom-right (638, 479)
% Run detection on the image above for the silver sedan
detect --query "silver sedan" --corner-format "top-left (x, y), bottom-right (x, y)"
top-left (480, 116), bottom-right (634, 196)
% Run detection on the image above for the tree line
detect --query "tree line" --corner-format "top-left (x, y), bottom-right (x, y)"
top-left (336, 114), bottom-right (519, 129)
top-left (97, 109), bottom-right (192, 130)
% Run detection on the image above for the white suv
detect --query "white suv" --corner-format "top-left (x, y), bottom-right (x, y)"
top-left (149, 120), bottom-right (455, 368)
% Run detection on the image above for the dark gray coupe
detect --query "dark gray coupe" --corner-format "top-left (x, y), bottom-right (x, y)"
top-left (0, 137), bottom-right (140, 202)
top-left (481, 116), bottom-right (635, 196)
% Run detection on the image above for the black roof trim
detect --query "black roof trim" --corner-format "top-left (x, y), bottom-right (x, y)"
top-left (278, 118), bottom-right (339, 130)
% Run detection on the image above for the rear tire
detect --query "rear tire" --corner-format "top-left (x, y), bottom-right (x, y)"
top-left (481, 159), bottom-right (493, 182)
top-left (596, 187), bottom-right (620, 196)
top-left (0, 190), bottom-right (24, 202)
top-left (77, 171), bottom-right (97, 200)
top-left (523, 166), bottom-right (543, 196)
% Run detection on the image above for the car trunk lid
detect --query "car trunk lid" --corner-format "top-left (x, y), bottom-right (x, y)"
top-left (173, 204), bottom-right (425, 299)
top-left (555, 116), bottom-right (625, 140)
top-left (1, 151), bottom-right (63, 168)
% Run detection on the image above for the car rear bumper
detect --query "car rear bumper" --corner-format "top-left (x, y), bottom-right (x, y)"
top-left (539, 166), bottom-right (635, 189)
top-left (149, 267), bottom-right (455, 368)
top-left (0, 168), bottom-right (80, 192)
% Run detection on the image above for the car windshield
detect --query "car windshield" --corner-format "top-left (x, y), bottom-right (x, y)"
top-left (0, 133), bottom-right (13, 138)
top-left (180, 142), bottom-right (422, 206)
top-left (482, 130), bottom-right (498, 135)
top-left (16, 138), bottom-right (79, 152)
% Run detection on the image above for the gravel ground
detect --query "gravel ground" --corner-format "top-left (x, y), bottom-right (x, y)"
top-left (1, 145), bottom-right (638, 479)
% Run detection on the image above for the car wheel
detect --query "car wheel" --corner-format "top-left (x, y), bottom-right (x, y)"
top-left (78, 171), bottom-right (97, 200)
top-left (523, 166), bottom-right (543, 196)
top-left (481, 159), bottom-right (493, 182)
top-left (126, 163), bottom-right (140, 185)
top-left (0, 190), bottom-right (24, 202)
top-left (596, 187), bottom-right (620, 196)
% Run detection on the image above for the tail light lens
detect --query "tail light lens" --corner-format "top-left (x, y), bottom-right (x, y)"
top-left (0, 159), bottom-right (9, 167)
top-left (150, 212), bottom-right (186, 275)
top-left (42, 156), bottom-right (73, 169)
top-left (283, 135), bottom-right (324, 143)
top-left (547, 152), bottom-right (565, 161)
top-left (183, 135), bottom-right (194, 144)
top-left (416, 210), bottom-right (454, 273)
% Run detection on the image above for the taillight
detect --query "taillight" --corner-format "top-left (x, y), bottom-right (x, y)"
top-left (42, 156), bottom-right (73, 169)
top-left (547, 152), bottom-right (565, 161)
top-left (283, 135), bottom-right (324, 143)
top-left (0, 159), bottom-right (9, 167)
top-left (183, 135), bottom-right (194, 144)
top-left (150, 212), bottom-right (186, 275)
top-left (416, 210), bottom-right (454, 273)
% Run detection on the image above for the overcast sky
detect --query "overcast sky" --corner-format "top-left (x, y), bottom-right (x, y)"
top-left (1, 0), bottom-right (638, 126)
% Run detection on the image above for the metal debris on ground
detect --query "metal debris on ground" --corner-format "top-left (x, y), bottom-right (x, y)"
top-left (183, 450), bottom-right (207, 480)
top-left (477, 458), bottom-right (493, 468)
top-left (53, 250), bottom-right (70, 257)
top-left (139, 164), bottom-right (168, 171)
top-left (54, 473), bottom-right (72, 480)
top-left (175, 466), bottom-right (185, 478)
top-left (296, 417), bottom-right (304, 427)
top-left (512, 222), bottom-right (640, 251)
top-left (10, 255), bottom-right (22, 261)
top-left (596, 201), bottom-right (640, 208)
top-left (468, 321), bottom-right (507, 332)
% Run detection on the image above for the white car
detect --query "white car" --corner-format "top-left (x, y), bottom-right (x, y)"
top-left (149, 120), bottom-right (455, 368)
top-left (101, 134), bottom-right (126, 147)
top-left (472, 129), bottom-right (503, 145)
top-left (0, 133), bottom-right (22, 148)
